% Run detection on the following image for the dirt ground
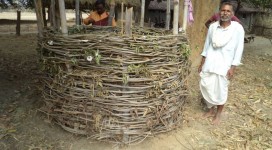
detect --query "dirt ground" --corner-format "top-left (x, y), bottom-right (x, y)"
top-left (0, 30), bottom-right (271, 150)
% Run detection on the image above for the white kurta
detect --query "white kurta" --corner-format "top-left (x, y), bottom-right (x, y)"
top-left (200, 21), bottom-right (244, 107)
top-left (201, 21), bottom-right (244, 76)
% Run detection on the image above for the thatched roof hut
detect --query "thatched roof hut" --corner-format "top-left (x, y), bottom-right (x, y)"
top-left (238, 2), bottom-right (262, 13)
top-left (63, 0), bottom-right (141, 9)
top-left (148, 0), bottom-right (174, 10)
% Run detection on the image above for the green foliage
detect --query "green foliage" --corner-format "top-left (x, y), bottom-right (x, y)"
top-left (84, 49), bottom-right (102, 65)
top-left (179, 43), bottom-right (191, 59)
top-left (122, 73), bottom-right (129, 85)
top-left (128, 64), bottom-right (145, 75)
top-left (0, 0), bottom-right (34, 9)
top-left (243, 0), bottom-right (272, 9)
top-left (94, 50), bottom-right (101, 65)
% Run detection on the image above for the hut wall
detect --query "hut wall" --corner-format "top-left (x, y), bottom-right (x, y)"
top-left (147, 9), bottom-right (169, 27)
top-left (252, 12), bottom-right (272, 37)
top-left (237, 13), bottom-right (255, 33)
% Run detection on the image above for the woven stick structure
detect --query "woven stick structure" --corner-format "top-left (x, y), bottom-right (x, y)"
top-left (39, 26), bottom-right (191, 144)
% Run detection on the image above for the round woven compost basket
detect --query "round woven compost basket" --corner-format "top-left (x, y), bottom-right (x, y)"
top-left (39, 26), bottom-right (191, 144)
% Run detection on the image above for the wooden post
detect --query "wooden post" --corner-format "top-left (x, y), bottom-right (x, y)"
top-left (55, 0), bottom-right (61, 30)
top-left (50, 0), bottom-right (57, 30)
top-left (108, 0), bottom-right (115, 26)
top-left (182, 0), bottom-right (189, 32)
top-left (75, 0), bottom-right (80, 25)
top-left (34, 0), bottom-right (44, 38)
top-left (58, 0), bottom-right (70, 72)
top-left (125, 7), bottom-right (132, 36)
top-left (121, 2), bottom-right (124, 34)
top-left (130, 7), bottom-right (133, 28)
top-left (16, 10), bottom-right (21, 36)
top-left (42, 2), bottom-right (47, 27)
top-left (58, 0), bottom-right (68, 35)
top-left (173, 0), bottom-right (179, 35)
top-left (165, 0), bottom-right (171, 30)
top-left (140, 0), bottom-right (145, 27)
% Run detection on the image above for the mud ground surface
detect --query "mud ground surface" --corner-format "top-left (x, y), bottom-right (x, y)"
top-left (0, 31), bottom-right (271, 149)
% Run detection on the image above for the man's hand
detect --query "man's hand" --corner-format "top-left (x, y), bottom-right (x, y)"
top-left (227, 66), bottom-right (236, 79)
top-left (198, 65), bottom-right (203, 73)
top-left (88, 18), bottom-right (95, 24)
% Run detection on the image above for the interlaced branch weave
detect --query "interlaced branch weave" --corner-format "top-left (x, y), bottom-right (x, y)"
top-left (39, 26), bottom-right (191, 144)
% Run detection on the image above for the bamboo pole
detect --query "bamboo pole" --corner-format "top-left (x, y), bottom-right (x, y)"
top-left (121, 2), bottom-right (124, 34)
top-left (58, 0), bottom-right (68, 36)
top-left (58, 0), bottom-right (71, 72)
top-left (34, 0), bottom-right (44, 38)
top-left (108, 0), bottom-right (115, 26)
top-left (131, 7), bottom-right (133, 28)
top-left (173, 0), bottom-right (179, 35)
top-left (50, 0), bottom-right (57, 30)
top-left (140, 0), bottom-right (145, 27)
top-left (42, 2), bottom-right (47, 27)
top-left (165, 0), bottom-right (171, 30)
top-left (75, 0), bottom-right (80, 25)
top-left (16, 10), bottom-right (21, 36)
top-left (55, 1), bottom-right (61, 30)
top-left (125, 7), bottom-right (132, 36)
top-left (182, 0), bottom-right (189, 32)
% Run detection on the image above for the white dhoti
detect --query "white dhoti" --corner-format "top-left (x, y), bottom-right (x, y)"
top-left (200, 72), bottom-right (229, 108)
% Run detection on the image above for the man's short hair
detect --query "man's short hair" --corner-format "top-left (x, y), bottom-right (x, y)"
top-left (220, 2), bottom-right (234, 12)
top-left (221, 0), bottom-right (238, 12)
top-left (95, 0), bottom-right (106, 7)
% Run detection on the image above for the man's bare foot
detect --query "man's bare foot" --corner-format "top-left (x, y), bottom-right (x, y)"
top-left (202, 108), bottom-right (216, 118)
top-left (212, 114), bottom-right (221, 125)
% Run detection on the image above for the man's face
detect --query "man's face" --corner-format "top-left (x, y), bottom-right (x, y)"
top-left (96, 4), bottom-right (105, 15)
top-left (220, 4), bottom-right (233, 22)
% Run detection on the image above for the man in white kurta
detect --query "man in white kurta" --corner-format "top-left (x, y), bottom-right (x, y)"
top-left (198, 2), bottom-right (244, 125)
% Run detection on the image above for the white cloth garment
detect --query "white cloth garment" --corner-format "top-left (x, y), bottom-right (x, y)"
top-left (211, 22), bottom-right (234, 48)
top-left (200, 72), bottom-right (229, 108)
top-left (201, 21), bottom-right (244, 76)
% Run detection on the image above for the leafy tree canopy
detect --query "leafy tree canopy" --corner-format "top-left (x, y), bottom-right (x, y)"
top-left (243, 0), bottom-right (272, 9)
top-left (0, 0), bottom-right (34, 9)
